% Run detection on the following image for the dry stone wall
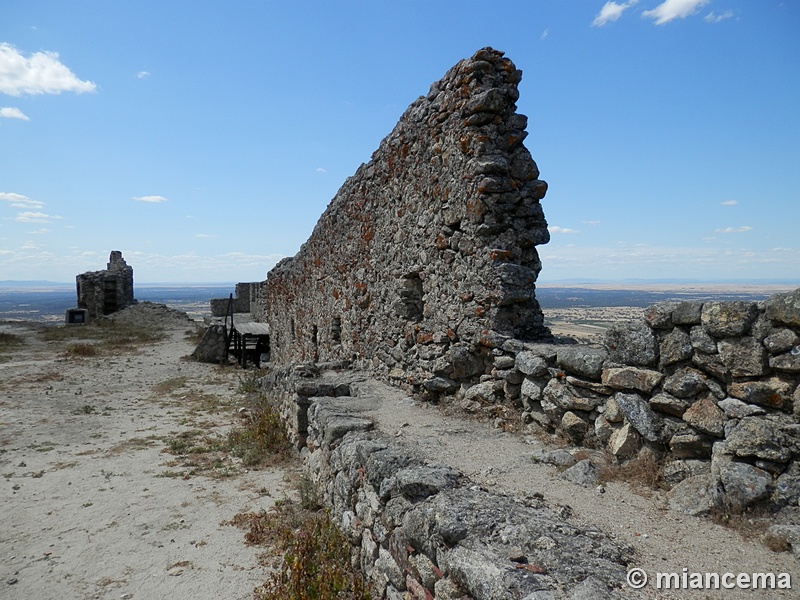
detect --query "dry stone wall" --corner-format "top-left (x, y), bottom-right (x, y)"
top-left (461, 290), bottom-right (800, 517)
top-left (261, 365), bottom-right (632, 599)
top-left (265, 48), bottom-right (551, 386)
top-left (259, 291), bottom-right (800, 595)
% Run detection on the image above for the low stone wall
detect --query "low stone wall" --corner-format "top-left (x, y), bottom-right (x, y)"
top-left (258, 289), bottom-right (800, 596)
top-left (445, 289), bottom-right (800, 516)
top-left (262, 364), bottom-right (631, 599)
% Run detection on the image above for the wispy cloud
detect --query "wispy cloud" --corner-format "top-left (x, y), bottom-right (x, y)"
top-left (0, 43), bottom-right (97, 96)
top-left (704, 10), bottom-right (734, 24)
top-left (136, 70), bottom-right (150, 79)
top-left (1, 192), bottom-right (44, 209)
top-left (642, 0), bottom-right (710, 25)
top-left (540, 28), bottom-right (550, 40)
top-left (0, 107), bottom-right (30, 121)
top-left (195, 233), bottom-right (216, 238)
top-left (720, 200), bottom-right (738, 206)
top-left (592, 1), bottom-right (639, 27)
top-left (315, 167), bottom-right (327, 173)
top-left (29, 228), bottom-right (50, 234)
top-left (14, 211), bottom-right (63, 223)
top-left (715, 226), bottom-right (753, 234)
top-left (549, 226), bottom-right (580, 234)
top-left (132, 195), bottom-right (168, 203)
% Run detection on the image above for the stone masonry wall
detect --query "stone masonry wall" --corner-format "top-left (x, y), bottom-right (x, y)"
top-left (259, 291), bottom-right (800, 597)
top-left (261, 364), bottom-right (631, 599)
top-left (265, 48), bottom-right (551, 384)
top-left (76, 250), bottom-right (135, 320)
top-left (455, 290), bottom-right (800, 517)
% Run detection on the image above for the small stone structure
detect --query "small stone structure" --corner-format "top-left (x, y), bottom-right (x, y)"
top-left (74, 251), bottom-right (135, 321)
top-left (264, 47), bottom-right (551, 379)
top-left (191, 324), bottom-right (228, 363)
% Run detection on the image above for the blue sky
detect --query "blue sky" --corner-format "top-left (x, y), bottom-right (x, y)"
top-left (1, 1), bottom-right (798, 284)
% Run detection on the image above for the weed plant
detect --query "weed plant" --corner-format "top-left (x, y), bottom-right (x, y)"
top-left (236, 370), bottom-right (265, 394)
top-left (227, 400), bottom-right (292, 467)
top-left (230, 502), bottom-right (369, 600)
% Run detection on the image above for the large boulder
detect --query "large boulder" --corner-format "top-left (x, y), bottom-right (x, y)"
top-left (613, 392), bottom-right (663, 442)
top-left (717, 337), bottom-right (768, 377)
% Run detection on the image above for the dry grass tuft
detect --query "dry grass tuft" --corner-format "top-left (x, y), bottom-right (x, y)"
top-left (228, 501), bottom-right (369, 600)
top-left (66, 343), bottom-right (99, 357)
top-left (227, 400), bottom-right (293, 467)
top-left (0, 332), bottom-right (23, 352)
top-left (598, 449), bottom-right (665, 492)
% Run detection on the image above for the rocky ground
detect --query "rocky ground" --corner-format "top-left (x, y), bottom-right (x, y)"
top-left (1, 303), bottom-right (797, 599)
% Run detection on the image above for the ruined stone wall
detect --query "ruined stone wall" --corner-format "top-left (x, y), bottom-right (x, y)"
top-left (456, 290), bottom-right (800, 516)
top-left (260, 291), bottom-right (800, 584)
top-left (209, 282), bottom-right (259, 317)
top-left (76, 251), bottom-right (135, 320)
top-left (261, 365), bottom-right (629, 599)
top-left (265, 48), bottom-right (551, 384)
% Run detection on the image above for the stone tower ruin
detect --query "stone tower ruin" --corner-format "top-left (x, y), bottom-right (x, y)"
top-left (76, 251), bottom-right (136, 320)
top-left (265, 47), bottom-right (551, 385)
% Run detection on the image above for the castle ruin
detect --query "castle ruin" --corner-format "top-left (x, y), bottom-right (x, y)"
top-left (75, 251), bottom-right (136, 320)
top-left (255, 48), bottom-right (800, 597)
top-left (265, 47), bottom-right (551, 386)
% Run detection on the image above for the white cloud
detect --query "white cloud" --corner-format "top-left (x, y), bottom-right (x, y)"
top-left (715, 226), bottom-right (753, 233)
top-left (132, 195), bottom-right (168, 203)
top-left (720, 200), bottom-right (738, 206)
top-left (1, 192), bottom-right (44, 208)
top-left (14, 211), bottom-right (63, 223)
top-left (592, 1), bottom-right (639, 27)
top-left (195, 233), bottom-right (216, 238)
top-left (0, 107), bottom-right (29, 121)
top-left (29, 228), bottom-right (50, 234)
top-left (549, 226), bottom-right (580, 234)
top-left (136, 70), bottom-right (150, 79)
top-left (704, 10), bottom-right (734, 23)
top-left (642, 0), bottom-right (710, 25)
top-left (540, 28), bottom-right (550, 40)
top-left (315, 167), bottom-right (327, 173)
top-left (20, 240), bottom-right (42, 250)
top-left (0, 43), bottom-right (96, 96)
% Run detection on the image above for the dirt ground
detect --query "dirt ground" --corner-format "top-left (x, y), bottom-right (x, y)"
top-left (0, 312), bottom-right (290, 600)
top-left (1, 305), bottom-right (797, 599)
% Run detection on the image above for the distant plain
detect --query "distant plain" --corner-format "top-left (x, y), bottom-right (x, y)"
top-left (1, 282), bottom-right (796, 346)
